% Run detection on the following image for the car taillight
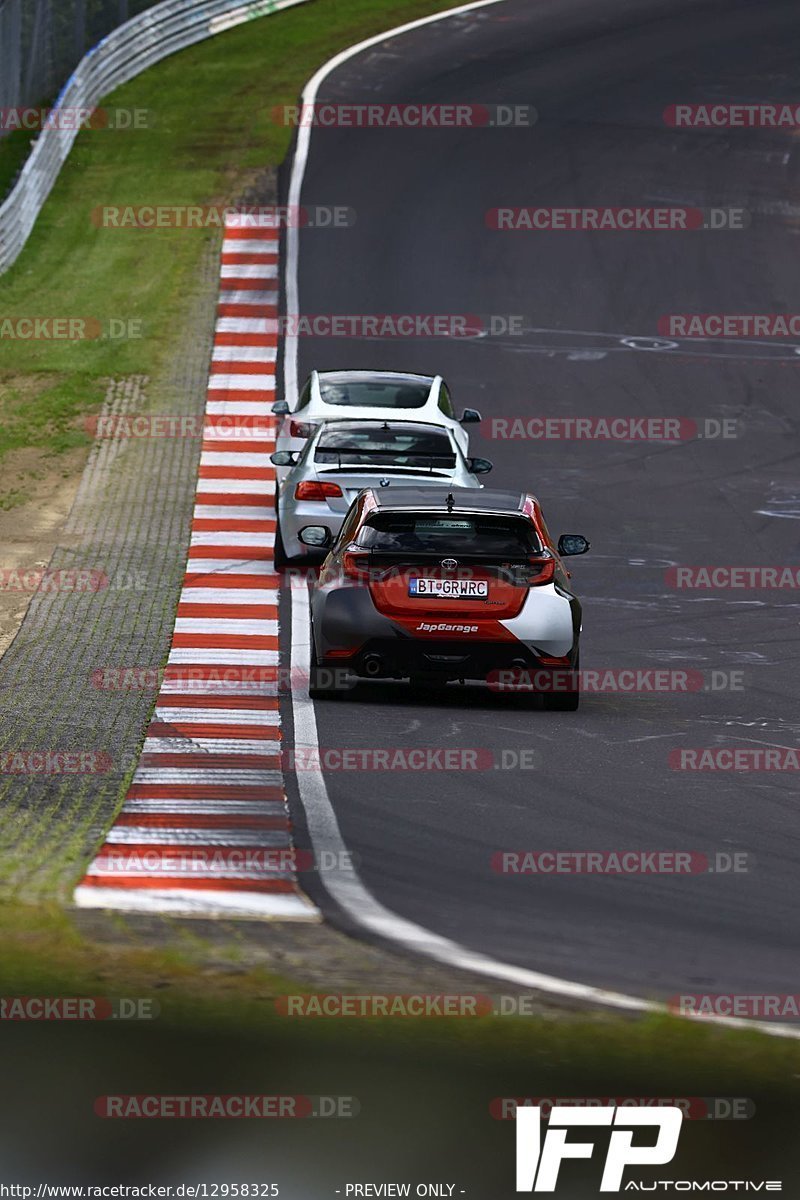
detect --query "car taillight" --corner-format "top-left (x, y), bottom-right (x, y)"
top-left (294, 481), bottom-right (343, 501)
top-left (289, 420), bottom-right (316, 438)
top-left (527, 557), bottom-right (556, 586)
top-left (342, 551), bottom-right (371, 581)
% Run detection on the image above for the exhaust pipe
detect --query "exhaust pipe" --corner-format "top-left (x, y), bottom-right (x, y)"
top-left (362, 653), bottom-right (384, 678)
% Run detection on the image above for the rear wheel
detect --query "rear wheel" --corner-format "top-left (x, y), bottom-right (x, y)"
top-left (541, 650), bottom-right (580, 711)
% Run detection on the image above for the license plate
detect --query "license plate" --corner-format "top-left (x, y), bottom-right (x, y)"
top-left (408, 577), bottom-right (488, 599)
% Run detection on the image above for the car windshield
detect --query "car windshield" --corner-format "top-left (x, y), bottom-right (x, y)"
top-left (356, 514), bottom-right (541, 555)
top-left (314, 427), bottom-right (456, 469)
top-left (319, 377), bottom-right (431, 408)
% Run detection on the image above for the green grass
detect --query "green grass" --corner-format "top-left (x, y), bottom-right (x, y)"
top-left (0, 374), bottom-right (103, 458)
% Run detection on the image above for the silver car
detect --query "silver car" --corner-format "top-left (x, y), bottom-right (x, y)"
top-left (271, 419), bottom-right (493, 565)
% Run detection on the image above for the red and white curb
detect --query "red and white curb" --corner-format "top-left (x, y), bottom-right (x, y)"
top-left (75, 215), bottom-right (318, 920)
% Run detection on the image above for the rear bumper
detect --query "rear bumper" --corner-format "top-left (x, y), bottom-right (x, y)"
top-left (311, 582), bottom-right (581, 682)
top-left (335, 637), bottom-right (575, 682)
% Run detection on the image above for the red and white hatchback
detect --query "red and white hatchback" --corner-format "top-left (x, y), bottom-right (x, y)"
top-left (301, 487), bottom-right (590, 709)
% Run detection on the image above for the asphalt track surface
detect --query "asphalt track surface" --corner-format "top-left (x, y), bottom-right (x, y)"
top-left (284, 0), bottom-right (800, 1000)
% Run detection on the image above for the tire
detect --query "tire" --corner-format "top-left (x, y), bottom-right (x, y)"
top-left (308, 629), bottom-right (341, 700)
top-left (541, 650), bottom-right (580, 711)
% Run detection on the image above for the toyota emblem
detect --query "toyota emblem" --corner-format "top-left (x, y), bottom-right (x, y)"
top-left (441, 558), bottom-right (458, 571)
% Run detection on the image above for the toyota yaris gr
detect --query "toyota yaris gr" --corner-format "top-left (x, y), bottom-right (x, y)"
top-left (271, 370), bottom-right (480, 480)
top-left (303, 487), bottom-right (590, 709)
top-left (271, 419), bottom-right (492, 565)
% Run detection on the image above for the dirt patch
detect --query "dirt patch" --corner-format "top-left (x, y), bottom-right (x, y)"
top-left (0, 445), bottom-right (90, 657)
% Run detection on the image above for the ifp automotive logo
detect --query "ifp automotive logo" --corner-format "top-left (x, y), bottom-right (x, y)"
top-left (514, 1105), bottom-right (783, 1192)
top-left (515, 1105), bottom-right (682, 1192)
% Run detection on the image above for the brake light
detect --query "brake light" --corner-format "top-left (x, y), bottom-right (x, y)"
top-left (527, 557), bottom-right (556, 586)
top-left (342, 550), bottom-right (371, 581)
top-left (290, 420), bottom-right (316, 438)
top-left (294, 481), bottom-right (343, 501)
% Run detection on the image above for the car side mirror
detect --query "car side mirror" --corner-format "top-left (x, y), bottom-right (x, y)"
top-left (298, 525), bottom-right (332, 548)
top-left (558, 533), bottom-right (590, 557)
top-left (467, 457), bottom-right (493, 474)
top-left (270, 450), bottom-right (298, 466)
top-left (272, 400), bottom-right (290, 415)
top-left (460, 408), bottom-right (482, 423)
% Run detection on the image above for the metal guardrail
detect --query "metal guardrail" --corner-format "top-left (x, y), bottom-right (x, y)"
top-left (0, 0), bottom-right (309, 275)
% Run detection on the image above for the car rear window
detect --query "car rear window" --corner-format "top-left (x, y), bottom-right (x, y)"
top-left (356, 514), bottom-right (540, 555)
top-left (315, 426), bottom-right (456, 468)
top-left (319, 378), bottom-right (430, 408)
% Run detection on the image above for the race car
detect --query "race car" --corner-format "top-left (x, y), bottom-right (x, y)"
top-left (271, 370), bottom-right (480, 479)
top-left (271, 419), bottom-right (492, 565)
top-left (303, 487), bottom-right (589, 709)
